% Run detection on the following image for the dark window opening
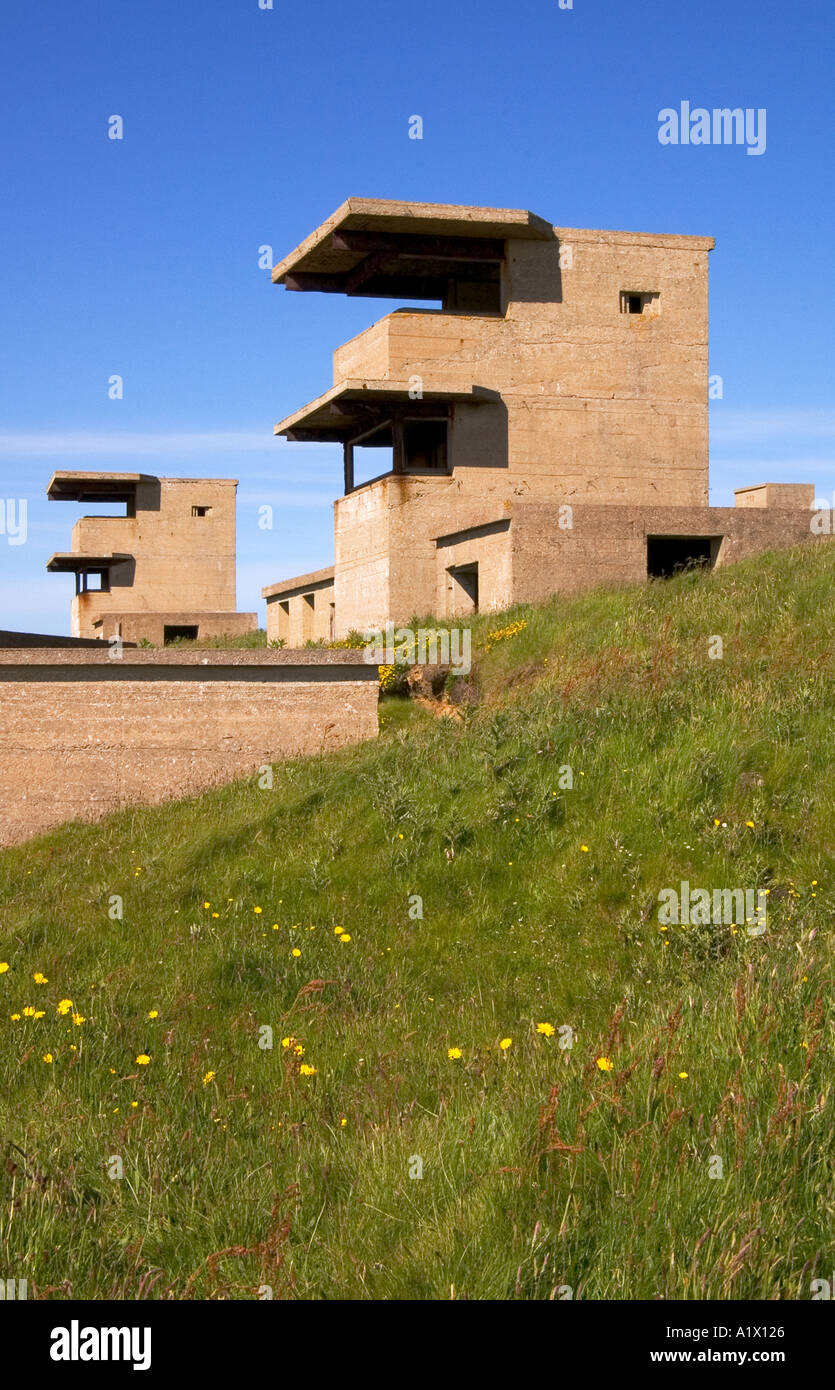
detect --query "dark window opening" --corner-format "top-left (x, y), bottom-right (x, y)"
top-left (192, 505), bottom-right (212, 517)
top-left (647, 536), bottom-right (716, 578)
top-left (164, 624), bottom-right (199, 644)
top-left (443, 276), bottom-right (502, 314)
top-left (621, 291), bottom-right (659, 316)
top-left (404, 419), bottom-right (447, 472)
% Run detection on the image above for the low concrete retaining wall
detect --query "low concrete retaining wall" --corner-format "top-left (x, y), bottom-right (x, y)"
top-left (0, 649), bottom-right (379, 845)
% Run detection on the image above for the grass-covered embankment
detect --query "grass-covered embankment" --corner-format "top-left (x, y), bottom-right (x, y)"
top-left (1, 542), bottom-right (833, 1299)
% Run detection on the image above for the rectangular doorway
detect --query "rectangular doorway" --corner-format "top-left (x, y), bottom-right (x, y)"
top-left (647, 536), bottom-right (717, 578)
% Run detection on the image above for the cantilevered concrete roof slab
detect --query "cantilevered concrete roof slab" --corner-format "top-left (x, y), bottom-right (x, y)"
top-left (272, 198), bottom-right (554, 298)
top-left (47, 472), bottom-right (149, 502)
top-left (46, 552), bottom-right (132, 572)
top-left (274, 380), bottom-right (497, 442)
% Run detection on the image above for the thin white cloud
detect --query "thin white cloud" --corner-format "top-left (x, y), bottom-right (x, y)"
top-left (0, 430), bottom-right (290, 458)
top-left (710, 410), bottom-right (835, 445)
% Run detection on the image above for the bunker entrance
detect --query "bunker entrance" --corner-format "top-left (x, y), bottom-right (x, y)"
top-left (164, 624), bottom-right (199, 644)
top-left (647, 536), bottom-right (717, 578)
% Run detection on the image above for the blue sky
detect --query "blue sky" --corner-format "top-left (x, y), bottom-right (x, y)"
top-left (1, 0), bottom-right (833, 632)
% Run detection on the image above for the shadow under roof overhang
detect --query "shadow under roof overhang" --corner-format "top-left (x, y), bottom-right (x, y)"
top-left (46, 552), bottom-right (132, 573)
top-left (46, 472), bottom-right (149, 503)
top-left (274, 381), bottom-right (498, 443)
top-left (272, 198), bottom-right (553, 299)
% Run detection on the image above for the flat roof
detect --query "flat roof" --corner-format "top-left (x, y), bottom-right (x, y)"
top-left (46, 552), bottom-right (132, 573)
top-left (272, 198), bottom-right (554, 297)
top-left (272, 200), bottom-right (713, 298)
top-left (275, 379), bottom-right (495, 442)
top-left (47, 472), bottom-right (149, 501)
top-left (262, 566), bottom-right (335, 600)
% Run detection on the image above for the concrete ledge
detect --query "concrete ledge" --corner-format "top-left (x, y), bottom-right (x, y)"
top-left (0, 647), bottom-right (373, 669)
top-left (262, 566), bottom-right (335, 600)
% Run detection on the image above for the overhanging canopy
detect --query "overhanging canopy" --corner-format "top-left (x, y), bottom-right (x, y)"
top-left (46, 552), bottom-right (131, 573)
top-left (47, 472), bottom-right (148, 503)
top-left (272, 198), bottom-right (553, 299)
top-left (274, 380), bottom-right (496, 443)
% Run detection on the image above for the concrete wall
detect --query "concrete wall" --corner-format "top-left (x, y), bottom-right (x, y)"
top-left (508, 501), bottom-right (823, 603)
top-left (92, 611), bottom-right (257, 646)
top-left (0, 649), bottom-right (378, 845)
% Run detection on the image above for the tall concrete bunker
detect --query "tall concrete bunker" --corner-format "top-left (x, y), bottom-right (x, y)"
top-left (47, 471), bottom-right (258, 644)
top-left (263, 198), bottom-right (818, 638)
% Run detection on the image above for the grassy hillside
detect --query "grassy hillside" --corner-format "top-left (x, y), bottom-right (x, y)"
top-left (1, 542), bottom-right (833, 1300)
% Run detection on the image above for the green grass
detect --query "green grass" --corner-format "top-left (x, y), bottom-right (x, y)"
top-left (1, 542), bottom-right (834, 1300)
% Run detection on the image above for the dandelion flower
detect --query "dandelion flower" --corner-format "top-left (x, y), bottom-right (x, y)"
top-left (678, 1071), bottom-right (689, 1079)
top-left (10, 1013), bottom-right (20, 1022)
top-left (203, 901), bottom-right (211, 909)
top-left (57, 999), bottom-right (73, 1015)
top-left (33, 972), bottom-right (48, 984)
top-left (254, 906), bottom-right (262, 915)
top-left (136, 1054), bottom-right (150, 1066)
top-left (596, 1056), bottom-right (614, 1072)
top-left (340, 1117), bottom-right (347, 1127)
top-left (291, 948), bottom-right (301, 958)
top-left (447, 1047), bottom-right (462, 1060)
top-left (0, 962), bottom-right (9, 974)
top-left (499, 1037), bottom-right (513, 1050)
top-left (72, 1013), bottom-right (85, 1026)
top-left (148, 1010), bottom-right (158, 1019)
top-left (43, 1053), bottom-right (53, 1063)
top-left (339, 933), bottom-right (351, 943)
top-left (202, 1071), bottom-right (216, 1085)
top-left (746, 821), bottom-right (755, 828)
top-left (536, 1022), bottom-right (555, 1037)
top-left (299, 1063), bottom-right (316, 1076)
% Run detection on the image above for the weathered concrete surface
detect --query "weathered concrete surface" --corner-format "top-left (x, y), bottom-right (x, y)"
top-left (263, 567), bottom-right (335, 644)
top-left (0, 649), bottom-right (378, 845)
top-left (47, 473), bottom-right (258, 642)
